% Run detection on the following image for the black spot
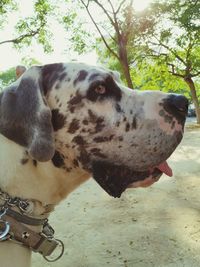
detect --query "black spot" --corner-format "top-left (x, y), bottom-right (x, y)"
top-left (21, 158), bottom-right (29, 165)
top-left (72, 135), bottom-right (86, 145)
top-left (132, 117), bottom-right (137, 129)
top-left (125, 122), bottom-right (130, 132)
top-left (93, 136), bottom-right (110, 143)
top-left (65, 167), bottom-right (72, 172)
top-left (90, 148), bottom-right (107, 158)
top-left (82, 119), bottom-right (89, 125)
top-left (131, 143), bottom-right (138, 147)
top-left (69, 106), bottom-right (75, 113)
top-left (42, 63), bottom-right (65, 94)
top-left (86, 75), bottom-right (122, 102)
top-left (59, 72), bottom-right (67, 81)
top-left (68, 119), bottom-right (80, 134)
top-left (89, 73), bottom-right (99, 81)
top-left (88, 109), bottom-right (97, 123)
top-left (171, 121), bottom-right (175, 129)
top-left (68, 93), bottom-right (83, 105)
top-left (33, 160), bottom-right (37, 167)
top-left (73, 159), bottom-right (79, 167)
top-left (55, 83), bottom-right (60, 89)
top-left (115, 103), bottom-right (122, 113)
top-left (52, 151), bottom-right (65, 168)
top-left (116, 121), bottom-right (120, 127)
top-left (51, 109), bottom-right (66, 131)
top-left (55, 96), bottom-right (59, 103)
top-left (95, 117), bottom-right (105, 132)
top-left (77, 150), bottom-right (90, 166)
top-left (74, 70), bottom-right (88, 86)
top-left (118, 136), bottom-right (123, 141)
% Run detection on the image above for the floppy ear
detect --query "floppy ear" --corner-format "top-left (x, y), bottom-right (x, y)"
top-left (16, 65), bottom-right (27, 79)
top-left (0, 66), bottom-right (55, 162)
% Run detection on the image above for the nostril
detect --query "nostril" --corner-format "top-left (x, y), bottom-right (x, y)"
top-left (162, 94), bottom-right (189, 122)
top-left (171, 95), bottom-right (188, 113)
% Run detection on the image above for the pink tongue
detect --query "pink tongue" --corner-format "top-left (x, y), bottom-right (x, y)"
top-left (156, 161), bottom-right (173, 177)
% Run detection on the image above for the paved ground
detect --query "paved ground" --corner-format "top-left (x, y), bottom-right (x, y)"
top-left (33, 123), bottom-right (200, 267)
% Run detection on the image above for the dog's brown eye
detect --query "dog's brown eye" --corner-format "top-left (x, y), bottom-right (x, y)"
top-left (95, 85), bottom-right (106, 94)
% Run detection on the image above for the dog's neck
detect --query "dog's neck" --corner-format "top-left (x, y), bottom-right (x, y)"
top-left (0, 134), bottom-right (90, 209)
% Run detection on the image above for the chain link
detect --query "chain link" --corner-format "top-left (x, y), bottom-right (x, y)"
top-left (0, 189), bottom-right (31, 214)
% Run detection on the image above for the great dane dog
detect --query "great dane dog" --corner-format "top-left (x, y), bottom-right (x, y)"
top-left (0, 62), bottom-right (188, 267)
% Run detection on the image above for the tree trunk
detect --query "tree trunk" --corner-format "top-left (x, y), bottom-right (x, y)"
top-left (185, 77), bottom-right (200, 124)
top-left (118, 38), bottom-right (133, 89)
top-left (121, 59), bottom-right (134, 89)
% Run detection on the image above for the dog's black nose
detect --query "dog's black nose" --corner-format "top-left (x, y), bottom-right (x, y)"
top-left (162, 94), bottom-right (188, 124)
top-left (164, 94), bottom-right (188, 115)
top-left (170, 94), bottom-right (188, 114)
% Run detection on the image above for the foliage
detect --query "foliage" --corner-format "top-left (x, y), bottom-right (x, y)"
top-left (14, 0), bottom-right (54, 52)
top-left (0, 0), bottom-right (17, 29)
top-left (131, 61), bottom-right (199, 100)
top-left (0, 67), bottom-right (16, 90)
top-left (0, 0), bottom-right (75, 53)
top-left (144, 0), bottom-right (200, 77)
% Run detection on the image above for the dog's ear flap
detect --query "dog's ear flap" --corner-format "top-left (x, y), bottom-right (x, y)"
top-left (1, 66), bottom-right (55, 162)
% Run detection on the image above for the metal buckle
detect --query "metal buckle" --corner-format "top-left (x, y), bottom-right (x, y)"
top-left (43, 238), bottom-right (65, 262)
top-left (33, 233), bottom-right (64, 261)
top-left (0, 209), bottom-right (10, 241)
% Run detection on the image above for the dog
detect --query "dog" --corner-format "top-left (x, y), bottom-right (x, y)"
top-left (0, 62), bottom-right (188, 266)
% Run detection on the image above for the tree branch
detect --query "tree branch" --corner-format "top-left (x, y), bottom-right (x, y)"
top-left (115, 0), bottom-right (126, 15)
top-left (80, 0), bottom-right (120, 60)
top-left (91, 0), bottom-right (115, 26)
top-left (191, 71), bottom-right (200, 77)
top-left (167, 63), bottom-right (184, 78)
top-left (150, 36), bottom-right (187, 66)
top-left (0, 26), bottom-right (43, 45)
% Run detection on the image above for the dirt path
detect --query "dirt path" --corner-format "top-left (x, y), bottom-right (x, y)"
top-left (33, 125), bottom-right (200, 267)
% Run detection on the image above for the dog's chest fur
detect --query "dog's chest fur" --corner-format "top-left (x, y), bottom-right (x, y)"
top-left (0, 134), bottom-right (89, 205)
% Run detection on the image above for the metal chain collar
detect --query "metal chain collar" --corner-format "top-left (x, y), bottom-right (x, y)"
top-left (0, 188), bottom-right (64, 262)
top-left (0, 188), bottom-right (32, 213)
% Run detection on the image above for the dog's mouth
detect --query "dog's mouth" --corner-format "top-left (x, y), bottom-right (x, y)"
top-left (91, 161), bottom-right (173, 198)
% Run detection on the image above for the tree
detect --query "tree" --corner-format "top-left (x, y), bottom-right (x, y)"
top-left (79, 0), bottom-right (152, 88)
top-left (143, 0), bottom-right (200, 123)
top-left (0, 0), bottom-right (57, 52)
top-left (131, 60), bottom-right (199, 100)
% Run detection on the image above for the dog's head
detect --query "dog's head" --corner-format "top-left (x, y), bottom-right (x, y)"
top-left (0, 63), bottom-right (188, 197)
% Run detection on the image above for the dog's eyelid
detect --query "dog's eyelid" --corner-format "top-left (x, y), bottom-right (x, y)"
top-left (92, 80), bottom-right (106, 87)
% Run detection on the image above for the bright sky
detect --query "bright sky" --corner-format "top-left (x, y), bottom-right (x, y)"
top-left (0, 0), bottom-right (152, 71)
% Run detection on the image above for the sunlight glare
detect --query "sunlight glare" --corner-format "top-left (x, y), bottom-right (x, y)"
top-left (133, 0), bottom-right (152, 11)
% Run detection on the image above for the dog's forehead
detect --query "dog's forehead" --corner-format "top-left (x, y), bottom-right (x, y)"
top-left (69, 63), bottom-right (108, 78)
